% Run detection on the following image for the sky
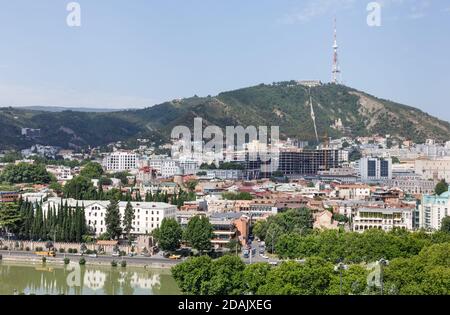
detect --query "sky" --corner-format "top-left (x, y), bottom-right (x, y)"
top-left (0, 0), bottom-right (449, 121)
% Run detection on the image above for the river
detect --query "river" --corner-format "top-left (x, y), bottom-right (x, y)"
top-left (0, 261), bottom-right (181, 295)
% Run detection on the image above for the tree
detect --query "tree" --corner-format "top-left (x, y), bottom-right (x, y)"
top-left (1, 163), bottom-right (52, 184)
top-left (0, 203), bottom-right (23, 237)
top-left (435, 180), bottom-right (449, 196)
top-left (123, 201), bottom-right (135, 240)
top-left (152, 218), bottom-right (182, 252)
top-left (184, 216), bottom-right (213, 253)
top-left (105, 199), bottom-right (122, 240)
top-left (441, 217), bottom-right (450, 233)
top-left (172, 255), bottom-right (213, 295)
top-left (80, 162), bottom-right (104, 179)
top-left (63, 176), bottom-right (96, 200)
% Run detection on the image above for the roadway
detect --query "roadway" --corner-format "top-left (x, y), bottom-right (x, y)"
top-left (0, 250), bottom-right (181, 267)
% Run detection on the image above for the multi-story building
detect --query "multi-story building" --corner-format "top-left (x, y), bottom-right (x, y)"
top-left (0, 191), bottom-right (19, 203)
top-left (334, 184), bottom-right (371, 200)
top-left (418, 187), bottom-right (450, 230)
top-left (385, 175), bottom-right (436, 195)
top-left (278, 149), bottom-right (346, 176)
top-left (352, 207), bottom-right (413, 232)
top-left (359, 157), bottom-right (392, 182)
top-left (415, 157), bottom-right (450, 182)
top-left (103, 151), bottom-right (138, 172)
top-left (42, 198), bottom-right (177, 236)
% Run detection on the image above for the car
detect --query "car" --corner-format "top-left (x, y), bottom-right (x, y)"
top-left (169, 254), bottom-right (182, 260)
top-left (88, 254), bottom-right (98, 258)
top-left (260, 255), bottom-right (269, 259)
top-left (112, 252), bottom-right (120, 257)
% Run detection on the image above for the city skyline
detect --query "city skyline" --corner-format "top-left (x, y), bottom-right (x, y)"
top-left (0, 0), bottom-right (449, 121)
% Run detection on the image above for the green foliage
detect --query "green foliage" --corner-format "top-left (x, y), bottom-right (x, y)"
top-left (274, 229), bottom-right (450, 263)
top-left (79, 258), bottom-right (86, 265)
top-left (105, 199), bottom-right (122, 240)
top-left (121, 260), bottom-right (127, 268)
top-left (441, 217), bottom-right (450, 233)
top-left (123, 201), bottom-right (135, 239)
top-left (435, 180), bottom-right (449, 196)
top-left (222, 192), bottom-right (253, 200)
top-left (184, 216), bottom-right (213, 253)
top-left (1, 162), bottom-right (52, 184)
top-left (79, 162), bottom-right (104, 179)
top-left (253, 208), bottom-right (314, 253)
top-left (152, 218), bottom-right (183, 252)
top-left (64, 258), bottom-right (70, 264)
top-left (111, 260), bottom-right (118, 267)
top-left (384, 243), bottom-right (450, 295)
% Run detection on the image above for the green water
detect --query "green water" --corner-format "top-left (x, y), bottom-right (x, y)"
top-left (0, 261), bottom-right (181, 295)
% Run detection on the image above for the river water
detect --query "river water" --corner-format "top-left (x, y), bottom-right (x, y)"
top-left (0, 261), bottom-right (181, 295)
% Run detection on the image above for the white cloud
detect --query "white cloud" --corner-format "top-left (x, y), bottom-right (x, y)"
top-left (279, 0), bottom-right (357, 24)
top-left (280, 0), bottom-right (435, 24)
top-left (0, 83), bottom-right (155, 109)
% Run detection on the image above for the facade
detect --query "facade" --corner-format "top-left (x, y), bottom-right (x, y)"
top-left (418, 187), bottom-right (450, 230)
top-left (385, 175), bottom-right (435, 195)
top-left (0, 191), bottom-right (19, 203)
top-left (359, 157), bottom-right (392, 182)
top-left (335, 184), bottom-right (371, 200)
top-left (353, 207), bottom-right (414, 232)
top-left (103, 151), bottom-right (138, 172)
top-left (256, 149), bottom-right (346, 177)
top-left (42, 198), bottom-right (177, 236)
top-left (415, 158), bottom-right (450, 182)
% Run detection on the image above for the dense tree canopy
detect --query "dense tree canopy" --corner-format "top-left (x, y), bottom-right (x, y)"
top-left (152, 218), bottom-right (182, 252)
top-left (435, 180), bottom-right (449, 196)
top-left (184, 216), bottom-right (213, 253)
top-left (79, 162), bottom-right (104, 179)
top-left (0, 162), bottom-right (52, 184)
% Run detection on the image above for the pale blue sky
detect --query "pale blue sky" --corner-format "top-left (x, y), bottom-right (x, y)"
top-left (0, 0), bottom-right (449, 121)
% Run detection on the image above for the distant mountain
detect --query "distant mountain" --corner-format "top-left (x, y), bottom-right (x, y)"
top-left (18, 106), bottom-right (123, 113)
top-left (1, 82), bottom-right (450, 150)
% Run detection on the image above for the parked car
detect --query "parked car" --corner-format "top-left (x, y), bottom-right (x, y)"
top-left (112, 252), bottom-right (120, 257)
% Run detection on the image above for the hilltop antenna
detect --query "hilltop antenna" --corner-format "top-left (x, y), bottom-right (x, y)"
top-left (332, 17), bottom-right (341, 84)
top-left (308, 88), bottom-right (320, 144)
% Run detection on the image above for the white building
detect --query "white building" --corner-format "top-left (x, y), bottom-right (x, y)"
top-left (42, 198), bottom-right (177, 236)
top-left (415, 157), bottom-right (450, 182)
top-left (46, 166), bottom-right (73, 181)
top-left (418, 187), bottom-right (450, 230)
top-left (353, 207), bottom-right (413, 232)
top-left (359, 157), bottom-right (392, 182)
top-left (103, 151), bottom-right (138, 172)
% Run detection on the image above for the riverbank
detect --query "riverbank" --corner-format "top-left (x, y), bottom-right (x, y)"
top-left (0, 251), bottom-right (179, 269)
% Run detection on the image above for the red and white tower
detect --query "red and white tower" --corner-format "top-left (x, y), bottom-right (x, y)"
top-left (332, 18), bottom-right (341, 84)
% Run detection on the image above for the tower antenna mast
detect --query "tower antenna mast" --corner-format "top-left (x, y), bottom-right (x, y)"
top-left (332, 18), bottom-right (341, 84)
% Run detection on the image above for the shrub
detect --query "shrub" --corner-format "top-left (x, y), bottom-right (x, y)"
top-left (59, 248), bottom-right (65, 253)
top-left (2, 246), bottom-right (8, 250)
top-left (35, 247), bottom-right (43, 252)
top-left (79, 258), bottom-right (86, 265)
top-left (111, 260), bottom-right (118, 267)
top-left (119, 250), bottom-right (126, 257)
top-left (64, 258), bottom-right (70, 265)
top-left (67, 248), bottom-right (73, 254)
top-left (42, 257), bottom-right (46, 263)
top-left (25, 247), bottom-right (30, 251)
top-left (121, 260), bottom-right (127, 268)
top-left (72, 249), bottom-right (78, 254)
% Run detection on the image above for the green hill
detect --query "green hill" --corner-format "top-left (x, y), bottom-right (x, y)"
top-left (1, 82), bottom-right (450, 150)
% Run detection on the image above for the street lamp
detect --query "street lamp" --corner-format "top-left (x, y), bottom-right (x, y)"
top-left (378, 258), bottom-right (389, 295)
top-left (334, 262), bottom-right (346, 295)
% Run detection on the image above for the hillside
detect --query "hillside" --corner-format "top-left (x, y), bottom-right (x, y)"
top-left (1, 82), bottom-right (450, 150)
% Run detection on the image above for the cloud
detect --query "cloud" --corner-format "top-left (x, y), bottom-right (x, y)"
top-left (0, 83), bottom-right (155, 109)
top-left (279, 0), bottom-right (357, 24)
top-left (280, 0), bottom-right (435, 24)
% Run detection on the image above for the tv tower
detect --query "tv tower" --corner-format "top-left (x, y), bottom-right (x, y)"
top-left (332, 18), bottom-right (341, 84)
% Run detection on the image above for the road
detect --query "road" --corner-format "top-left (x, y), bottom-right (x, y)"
top-left (0, 250), bottom-right (182, 267)
top-left (240, 240), bottom-right (281, 265)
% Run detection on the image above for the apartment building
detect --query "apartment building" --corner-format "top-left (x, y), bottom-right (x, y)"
top-left (42, 198), bottom-right (177, 236)
top-left (359, 157), bottom-right (392, 182)
top-left (418, 187), bottom-right (450, 230)
top-left (103, 151), bottom-right (138, 172)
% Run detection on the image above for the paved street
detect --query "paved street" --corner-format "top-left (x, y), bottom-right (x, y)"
top-left (0, 250), bottom-right (181, 267)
